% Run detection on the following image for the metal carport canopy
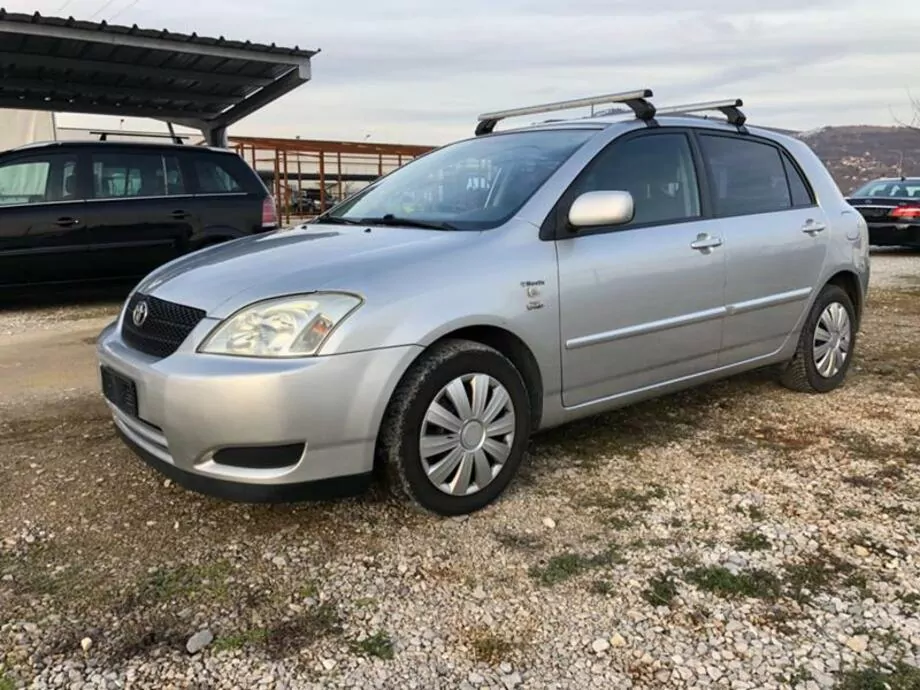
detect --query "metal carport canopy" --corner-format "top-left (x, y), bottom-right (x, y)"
top-left (0, 9), bottom-right (317, 146)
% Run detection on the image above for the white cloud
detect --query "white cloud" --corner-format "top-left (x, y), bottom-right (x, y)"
top-left (4, 0), bottom-right (919, 144)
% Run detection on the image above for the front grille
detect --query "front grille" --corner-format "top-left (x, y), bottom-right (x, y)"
top-left (121, 293), bottom-right (206, 358)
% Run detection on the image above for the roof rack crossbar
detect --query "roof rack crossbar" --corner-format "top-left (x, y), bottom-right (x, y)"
top-left (475, 89), bottom-right (655, 135)
top-left (653, 98), bottom-right (746, 126)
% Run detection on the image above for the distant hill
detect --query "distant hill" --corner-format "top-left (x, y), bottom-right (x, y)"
top-left (795, 125), bottom-right (920, 195)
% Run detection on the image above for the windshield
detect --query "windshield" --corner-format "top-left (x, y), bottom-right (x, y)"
top-left (320, 129), bottom-right (596, 230)
top-left (851, 179), bottom-right (920, 199)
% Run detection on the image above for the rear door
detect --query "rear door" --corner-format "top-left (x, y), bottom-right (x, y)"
top-left (83, 147), bottom-right (195, 280)
top-left (0, 149), bottom-right (90, 287)
top-left (696, 132), bottom-right (830, 365)
top-left (177, 151), bottom-right (267, 244)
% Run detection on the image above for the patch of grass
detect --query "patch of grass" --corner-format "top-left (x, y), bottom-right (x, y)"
top-left (213, 628), bottom-right (269, 652)
top-left (259, 603), bottom-right (343, 659)
top-left (0, 671), bottom-right (15, 690)
top-left (897, 591), bottom-right (920, 612)
top-left (351, 630), bottom-right (394, 660)
top-left (528, 546), bottom-right (624, 586)
top-left (493, 531), bottom-right (544, 552)
top-left (783, 550), bottom-right (859, 603)
top-left (467, 626), bottom-right (516, 664)
top-left (835, 662), bottom-right (920, 689)
top-left (643, 571), bottom-right (679, 607)
top-left (589, 579), bottom-right (613, 595)
top-left (298, 581), bottom-right (320, 599)
top-left (130, 560), bottom-right (233, 606)
top-left (685, 566), bottom-right (782, 600)
top-left (844, 475), bottom-right (879, 489)
top-left (734, 529), bottom-right (772, 552)
top-left (734, 504), bottom-right (767, 521)
top-left (670, 554), bottom-right (700, 569)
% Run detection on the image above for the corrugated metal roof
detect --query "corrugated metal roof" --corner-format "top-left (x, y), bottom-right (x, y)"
top-left (0, 9), bottom-right (317, 139)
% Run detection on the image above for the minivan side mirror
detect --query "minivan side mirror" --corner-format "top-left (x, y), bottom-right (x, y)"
top-left (567, 190), bottom-right (634, 230)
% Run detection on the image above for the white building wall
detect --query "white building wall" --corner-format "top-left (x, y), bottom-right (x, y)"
top-left (0, 109), bottom-right (56, 151)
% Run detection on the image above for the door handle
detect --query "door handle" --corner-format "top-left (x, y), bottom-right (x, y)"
top-left (55, 217), bottom-right (80, 228)
top-left (690, 233), bottom-right (723, 251)
top-left (801, 219), bottom-right (827, 235)
top-left (171, 210), bottom-right (190, 219)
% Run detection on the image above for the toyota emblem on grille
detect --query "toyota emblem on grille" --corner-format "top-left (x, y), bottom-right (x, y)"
top-left (132, 301), bottom-right (149, 327)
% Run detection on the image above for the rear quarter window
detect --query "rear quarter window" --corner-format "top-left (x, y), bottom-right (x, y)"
top-left (193, 155), bottom-right (246, 194)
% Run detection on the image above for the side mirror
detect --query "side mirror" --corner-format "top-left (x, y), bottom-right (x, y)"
top-left (567, 190), bottom-right (634, 230)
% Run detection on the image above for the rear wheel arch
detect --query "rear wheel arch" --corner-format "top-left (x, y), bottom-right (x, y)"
top-left (825, 270), bottom-right (864, 330)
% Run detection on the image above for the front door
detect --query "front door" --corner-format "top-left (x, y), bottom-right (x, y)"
top-left (555, 130), bottom-right (727, 408)
top-left (83, 149), bottom-right (194, 280)
top-left (695, 132), bottom-right (831, 365)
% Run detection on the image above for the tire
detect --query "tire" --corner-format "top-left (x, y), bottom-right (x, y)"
top-left (378, 339), bottom-right (532, 516)
top-left (779, 283), bottom-right (857, 394)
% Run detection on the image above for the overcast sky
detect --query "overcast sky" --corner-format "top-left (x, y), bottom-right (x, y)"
top-left (4, 0), bottom-right (920, 145)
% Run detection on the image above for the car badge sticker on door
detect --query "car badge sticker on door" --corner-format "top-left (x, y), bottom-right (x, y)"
top-left (132, 301), bottom-right (149, 327)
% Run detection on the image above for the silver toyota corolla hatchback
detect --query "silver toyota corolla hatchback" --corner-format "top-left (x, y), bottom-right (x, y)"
top-left (96, 90), bottom-right (870, 516)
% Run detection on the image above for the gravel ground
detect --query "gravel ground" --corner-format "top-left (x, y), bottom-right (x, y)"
top-left (1, 250), bottom-right (919, 690)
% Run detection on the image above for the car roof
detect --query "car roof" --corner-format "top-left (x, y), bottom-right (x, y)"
top-left (3, 140), bottom-right (235, 155)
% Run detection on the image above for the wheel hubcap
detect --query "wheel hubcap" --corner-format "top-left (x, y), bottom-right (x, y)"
top-left (813, 301), bottom-right (851, 378)
top-left (420, 373), bottom-right (515, 496)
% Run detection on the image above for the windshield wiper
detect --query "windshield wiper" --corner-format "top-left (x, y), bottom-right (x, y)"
top-left (360, 214), bottom-right (459, 231)
top-left (311, 216), bottom-right (365, 225)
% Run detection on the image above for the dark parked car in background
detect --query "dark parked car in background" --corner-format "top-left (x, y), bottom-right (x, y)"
top-left (846, 176), bottom-right (920, 248)
top-left (0, 140), bottom-right (278, 289)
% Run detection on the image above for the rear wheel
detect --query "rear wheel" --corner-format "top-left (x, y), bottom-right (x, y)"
top-left (378, 339), bottom-right (531, 516)
top-left (779, 283), bottom-right (856, 393)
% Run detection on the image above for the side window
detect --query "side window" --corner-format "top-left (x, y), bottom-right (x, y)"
top-left (92, 151), bottom-right (167, 199)
top-left (699, 134), bottom-right (791, 216)
top-left (163, 155), bottom-right (186, 196)
top-left (571, 132), bottom-right (701, 227)
top-left (0, 154), bottom-right (79, 206)
top-left (781, 153), bottom-right (815, 208)
top-left (194, 157), bottom-right (243, 194)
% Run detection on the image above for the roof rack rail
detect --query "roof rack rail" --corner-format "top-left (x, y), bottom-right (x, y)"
top-left (653, 98), bottom-right (746, 127)
top-left (475, 89), bottom-right (655, 136)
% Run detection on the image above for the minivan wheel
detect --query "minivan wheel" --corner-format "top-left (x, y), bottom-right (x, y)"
top-left (779, 283), bottom-right (856, 394)
top-left (378, 339), bottom-right (532, 516)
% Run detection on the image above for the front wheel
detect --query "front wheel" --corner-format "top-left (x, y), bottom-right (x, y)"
top-left (378, 339), bottom-right (532, 516)
top-left (779, 283), bottom-right (857, 393)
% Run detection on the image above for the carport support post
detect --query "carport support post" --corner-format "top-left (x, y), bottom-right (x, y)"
top-left (203, 125), bottom-right (228, 148)
top-left (319, 151), bottom-right (326, 215)
top-left (337, 152), bottom-right (343, 202)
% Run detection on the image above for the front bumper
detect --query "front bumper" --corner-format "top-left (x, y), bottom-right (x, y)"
top-left (868, 223), bottom-right (920, 247)
top-left (96, 320), bottom-right (422, 501)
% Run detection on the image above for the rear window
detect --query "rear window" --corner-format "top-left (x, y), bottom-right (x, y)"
top-left (194, 156), bottom-right (244, 194)
top-left (850, 179), bottom-right (920, 198)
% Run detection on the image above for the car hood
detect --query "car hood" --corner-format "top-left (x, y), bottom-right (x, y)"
top-left (135, 224), bottom-right (473, 316)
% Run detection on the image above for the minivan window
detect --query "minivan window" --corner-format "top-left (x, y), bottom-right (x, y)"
top-left (699, 134), bottom-right (792, 216)
top-left (0, 155), bottom-right (79, 206)
top-left (0, 160), bottom-right (50, 206)
top-left (571, 132), bottom-right (701, 226)
top-left (92, 151), bottom-right (169, 199)
top-left (323, 129), bottom-right (596, 230)
top-left (195, 158), bottom-right (243, 194)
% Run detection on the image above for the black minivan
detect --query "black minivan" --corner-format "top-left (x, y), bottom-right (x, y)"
top-left (0, 140), bottom-right (278, 288)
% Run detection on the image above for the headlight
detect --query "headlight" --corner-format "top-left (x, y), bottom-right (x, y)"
top-left (199, 292), bottom-right (362, 358)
